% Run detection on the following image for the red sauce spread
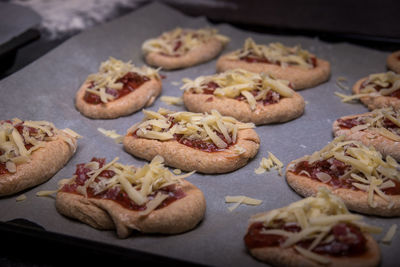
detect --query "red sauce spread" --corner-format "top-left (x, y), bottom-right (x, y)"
top-left (245, 221), bottom-right (367, 256)
top-left (292, 159), bottom-right (400, 195)
top-left (60, 158), bottom-right (185, 211)
top-left (240, 54), bottom-right (317, 68)
top-left (196, 81), bottom-right (282, 105)
top-left (337, 118), bottom-right (364, 129)
top-left (361, 80), bottom-right (400, 98)
top-left (84, 72), bottom-right (150, 104)
top-left (0, 162), bottom-right (7, 175)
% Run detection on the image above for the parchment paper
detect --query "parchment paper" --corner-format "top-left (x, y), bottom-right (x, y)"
top-left (0, 2), bottom-right (398, 266)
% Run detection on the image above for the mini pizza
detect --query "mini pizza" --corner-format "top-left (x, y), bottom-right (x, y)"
top-left (181, 68), bottom-right (305, 125)
top-left (244, 187), bottom-right (381, 267)
top-left (216, 38), bottom-right (331, 90)
top-left (352, 71), bottom-right (400, 110)
top-left (75, 57), bottom-right (162, 119)
top-left (123, 108), bottom-right (260, 173)
top-left (56, 155), bottom-right (206, 238)
top-left (0, 119), bottom-right (79, 196)
top-left (333, 107), bottom-right (400, 161)
top-left (387, 50), bottom-right (400, 74)
top-left (286, 136), bottom-right (400, 217)
top-left (142, 27), bottom-right (229, 70)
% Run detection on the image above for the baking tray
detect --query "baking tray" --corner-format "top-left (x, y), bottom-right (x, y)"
top-left (0, 2), bottom-right (399, 266)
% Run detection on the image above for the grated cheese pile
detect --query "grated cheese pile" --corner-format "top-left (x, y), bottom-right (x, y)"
top-left (63, 155), bottom-right (193, 216)
top-left (128, 108), bottom-right (254, 152)
top-left (341, 107), bottom-right (400, 142)
top-left (0, 118), bottom-right (80, 173)
top-left (336, 71), bottom-right (400, 103)
top-left (227, 38), bottom-right (315, 69)
top-left (85, 57), bottom-right (160, 104)
top-left (288, 136), bottom-right (400, 208)
top-left (250, 187), bottom-right (381, 264)
top-left (255, 151), bottom-right (284, 175)
top-left (181, 68), bottom-right (293, 111)
top-left (142, 27), bottom-right (229, 57)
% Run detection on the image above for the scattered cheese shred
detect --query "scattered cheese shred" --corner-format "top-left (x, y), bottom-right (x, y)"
top-left (381, 224), bottom-right (397, 244)
top-left (227, 38), bottom-right (315, 69)
top-left (130, 108), bottom-right (254, 150)
top-left (181, 68), bottom-right (293, 111)
top-left (249, 188), bottom-right (381, 265)
top-left (335, 76), bottom-right (350, 90)
top-left (16, 194), bottom-right (27, 202)
top-left (225, 195), bottom-right (262, 211)
top-left (160, 96), bottom-right (183, 106)
top-left (97, 128), bottom-right (123, 144)
top-left (255, 151), bottom-right (284, 175)
top-left (142, 27), bottom-right (229, 57)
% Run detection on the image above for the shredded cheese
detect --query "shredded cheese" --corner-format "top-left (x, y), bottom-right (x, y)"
top-left (129, 108), bottom-right (254, 150)
top-left (97, 128), bottom-right (123, 144)
top-left (61, 155), bottom-right (193, 216)
top-left (142, 27), bottom-right (229, 57)
top-left (227, 38), bottom-right (316, 69)
top-left (160, 96), bottom-right (183, 106)
top-left (16, 194), bottom-right (27, 202)
top-left (336, 72), bottom-right (400, 103)
top-left (181, 68), bottom-right (293, 111)
top-left (249, 188), bottom-right (381, 264)
top-left (340, 107), bottom-right (400, 142)
top-left (255, 151), bottom-right (284, 175)
top-left (225, 195), bottom-right (262, 211)
top-left (381, 224), bottom-right (397, 244)
top-left (0, 119), bottom-right (79, 173)
top-left (85, 57), bottom-right (160, 104)
top-left (335, 76), bottom-right (350, 90)
top-left (288, 136), bottom-right (400, 208)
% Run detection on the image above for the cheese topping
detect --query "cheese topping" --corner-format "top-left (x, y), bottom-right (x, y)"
top-left (227, 38), bottom-right (316, 69)
top-left (129, 108), bottom-right (255, 150)
top-left (142, 27), bottom-right (229, 57)
top-left (360, 71), bottom-right (400, 96)
top-left (181, 68), bottom-right (294, 111)
top-left (16, 194), bottom-right (27, 202)
top-left (97, 128), bottom-right (123, 144)
top-left (62, 155), bottom-right (193, 214)
top-left (85, 57), bottom-right (160, 104)
top-left (250, 188), bottom-right (381, 264)
top-left (340, 107), bottom-right (400, 141)
top-left (288, 136), bottom-right (400, 208)
top-left (225, 195), bottom-right (262, 211)
top-left (0, 119), bottom-right (79, 173)
top-left (336, 72), bottom-right (400, 103)
top-left (381, 224), bottom-right (397, 244)
top-left (255, 151), bottom-right (284, 175)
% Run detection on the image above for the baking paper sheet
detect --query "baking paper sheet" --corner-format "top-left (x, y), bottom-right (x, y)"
top-left (0, 2), bottom-right (398, 266)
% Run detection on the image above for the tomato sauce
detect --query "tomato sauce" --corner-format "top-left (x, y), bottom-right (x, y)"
top-left (245, 221), bottom-right (367, 256)
top-left (60, 158), bottom-right (185, 211)
top-left (84, 72), bottom-right (149, 104)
